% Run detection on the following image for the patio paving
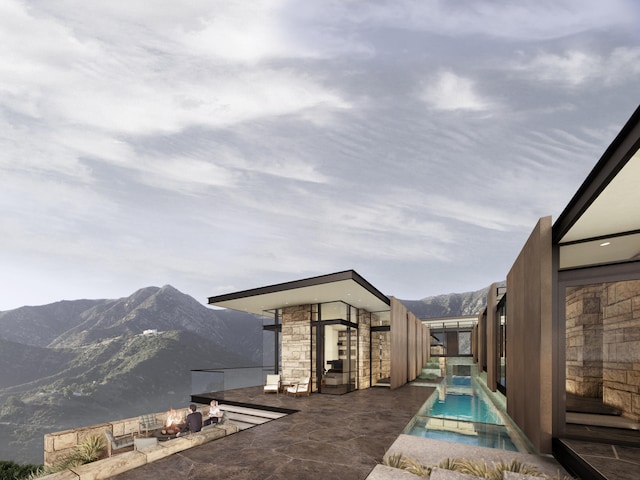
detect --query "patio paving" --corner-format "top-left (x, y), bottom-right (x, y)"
top-left (111, 384), bottom-right (435, 480)
top-left (110, 383), bottom-right (571, 480)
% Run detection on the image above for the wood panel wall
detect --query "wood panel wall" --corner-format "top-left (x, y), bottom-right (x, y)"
top-left (506, 216), bottom-right (553, 453)
top-left (390, 297), bottom-right (429, 389)
top-left (390, 297), bottom-right (408, 389)
top-left (486, 282), bottom-right (499, 391)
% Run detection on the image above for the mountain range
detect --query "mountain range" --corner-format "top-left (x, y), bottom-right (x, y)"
top-left (0, 283), bottom-right (493, 464)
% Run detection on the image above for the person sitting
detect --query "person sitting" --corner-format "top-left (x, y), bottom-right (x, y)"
top-left (203, 400), bottom-right (223, 426)
top-left (176, 404), bottom-right (202, 436)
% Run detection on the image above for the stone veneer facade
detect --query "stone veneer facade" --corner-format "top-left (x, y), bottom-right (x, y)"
top-left (357, 310), bottom-right (372, 389)
top-left (566, 284), bottom-right (604, 398)
top-left (280, 304), bottom-right (382, 391)
top-left (566, 279), bottom-right (640, 421)
top-left (281, 305), bottom-right (314, 387)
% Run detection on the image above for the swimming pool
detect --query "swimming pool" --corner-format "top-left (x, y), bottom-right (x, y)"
top-left (404, 376), bottom-right (521, 451)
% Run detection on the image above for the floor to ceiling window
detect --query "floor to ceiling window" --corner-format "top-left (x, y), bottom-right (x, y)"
top-left (560, 270), bottom-right (640, 444)
top-left (314, 301), bottom-right (358, 395)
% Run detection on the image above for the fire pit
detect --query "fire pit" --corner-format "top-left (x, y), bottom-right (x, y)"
top-left (155, 408), bottom-right (185, 440)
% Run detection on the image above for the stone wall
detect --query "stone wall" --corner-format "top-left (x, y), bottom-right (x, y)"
top-left (357, 310), bottom-right (372, 389)
top-left (44, 404), bottom-right (229, 467)
top-left (42, 415), bottom-right (235, 480)
top-left (281, 305), bottom-right (313, 386)
top-left (566, 284), bottom-right (604, 398)
top-left (370, 329), bottom-right (390, 385)
top-left (603, 279), bottom-right (640, 421)
top-left (565, 279), bottom-right (640, 421)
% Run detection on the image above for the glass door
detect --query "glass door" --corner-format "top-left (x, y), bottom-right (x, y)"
top-left (319, 322), bottom-right (357, 394)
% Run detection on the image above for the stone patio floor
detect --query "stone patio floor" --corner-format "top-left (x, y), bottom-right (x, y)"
top-left (111, 383), bottom-right (570, 480)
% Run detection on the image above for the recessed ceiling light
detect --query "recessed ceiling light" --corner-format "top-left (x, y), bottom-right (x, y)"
top-left (600, 241), bottom-right (611, 247)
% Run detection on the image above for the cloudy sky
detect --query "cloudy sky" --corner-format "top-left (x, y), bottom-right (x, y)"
top-left (1, 0), bottom-right (639, 310)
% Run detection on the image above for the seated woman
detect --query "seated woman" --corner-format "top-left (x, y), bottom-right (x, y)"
top-left (203, 400), bottom-right (223, 426)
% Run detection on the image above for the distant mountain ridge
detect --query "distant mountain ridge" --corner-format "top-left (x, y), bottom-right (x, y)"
top-left (0, 285), bottom-right (266, 464)
top-left (399, 283), bottom-right (499, 318)
top-left (0, 283), bottom-right (496, 464)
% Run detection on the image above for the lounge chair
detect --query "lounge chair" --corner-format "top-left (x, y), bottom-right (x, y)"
top-left (264, 374), bottom-right (281, 395)
top-left (138, 413), bottom-right (164, 436)
top-left (286, 377), bottom-right (311, 397)
top-left (104, 429), bottom-right (134, 457)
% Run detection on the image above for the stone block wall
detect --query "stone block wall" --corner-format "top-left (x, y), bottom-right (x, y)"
top-left (44, 407), bottom-right (197, 466)
top-left (371, 330), bottom-right (390, 384)
top-left (602, 279), bottom-right (640, 421)
top-left (565, 279), bottom-right (640, 421)
top-left (281, 305), bottom-right (313, 386)
top-left (565, 284), bottom-right (604, 398)
top-left (357, 310), bottom-right (372, 389)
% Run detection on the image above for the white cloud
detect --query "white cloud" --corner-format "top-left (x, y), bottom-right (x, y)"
top-left (0, 1), bottom-right (350, 136)
top-left (357, 0), bottom-right (638, 41)
top-left (177, 1), bottom-right (306, 63)
top-left (420, 71), bottom-right (492, 112)
top-left (512, 47), bottom-right (640, 87)
top-left (1, 0), bottom-right (638, 310)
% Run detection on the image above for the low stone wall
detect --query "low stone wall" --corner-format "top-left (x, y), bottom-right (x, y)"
top-left (41, 422), bottom-right (238, 480)
top-left (43, 404), bottom-right (236, 477)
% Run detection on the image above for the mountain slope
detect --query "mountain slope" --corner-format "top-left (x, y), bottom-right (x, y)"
top-left (398, 283), bottom-right (503, 318)
top-left (0, 283), bottom-right (495, 464)
top-left (0, 286), bottom-right (266, 464)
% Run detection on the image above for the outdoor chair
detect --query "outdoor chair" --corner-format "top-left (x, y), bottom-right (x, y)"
top-left (286, 377), bottom-right (311, 397)
top-left (104, 429), bottom-right (134, 457)
top-left (138, 413), bottom-right (164, 436)
top-left (264, 374), bottom-right (281, 395)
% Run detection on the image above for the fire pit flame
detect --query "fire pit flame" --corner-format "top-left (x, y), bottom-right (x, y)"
top-left (162, 408), bottom-right (184, 435)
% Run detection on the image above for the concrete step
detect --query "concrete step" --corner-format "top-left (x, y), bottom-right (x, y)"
top-left (217, 404), bottom-right (289, 431)
top-left (220, 404), bottom-right (287, 420)
top-left (225, 412), bottom-right (272, 426)
top-left (228, 420), bottom-right (256, 430)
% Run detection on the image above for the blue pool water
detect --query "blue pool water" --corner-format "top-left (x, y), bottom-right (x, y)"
top-left (405, 376), bottom-right (519, 451)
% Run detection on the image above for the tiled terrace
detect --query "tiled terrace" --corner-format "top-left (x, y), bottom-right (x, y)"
top-left (112, 383), bottom-right (435, 480)
top-left (109, 383), bottom-right (571, 480)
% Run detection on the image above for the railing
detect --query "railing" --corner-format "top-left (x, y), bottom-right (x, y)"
top-left (190, 366), bottom-right (276, 396)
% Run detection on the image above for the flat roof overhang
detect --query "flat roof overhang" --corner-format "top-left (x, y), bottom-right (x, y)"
top-left (553, 105), bottom-right (640, 269)
top-left (207, 269), bottom-right (391, 318)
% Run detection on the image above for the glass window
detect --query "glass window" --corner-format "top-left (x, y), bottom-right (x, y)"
top-left (320, 301), bottom-right (348, 321)
top-left (565, 279), bottom-right (640, 425)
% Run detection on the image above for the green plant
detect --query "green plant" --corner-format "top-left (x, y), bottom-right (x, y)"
top-left (27, 434), bottom-right (106, 478)
top-left (74, 434), bottom-right (106, 464)
top-left (0, 460), bottom-right (41, 480)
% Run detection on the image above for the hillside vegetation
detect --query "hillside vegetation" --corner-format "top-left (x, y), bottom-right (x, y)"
top-left (0, 282), bottom-right (494, 464)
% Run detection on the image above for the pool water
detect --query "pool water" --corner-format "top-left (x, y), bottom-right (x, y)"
top-left (404, 376), bottom-right (519, 451)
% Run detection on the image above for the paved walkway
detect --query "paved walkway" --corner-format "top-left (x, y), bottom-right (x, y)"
top-left (111, 383), bottom-right (571, 480)
top-left (112, 384), bottom-right (435, 480)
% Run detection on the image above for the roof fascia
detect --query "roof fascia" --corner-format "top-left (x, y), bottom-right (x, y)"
top-left (552, 105), bottom-right (640, 244)
top-left (207, 269), bottom-right (390, 306)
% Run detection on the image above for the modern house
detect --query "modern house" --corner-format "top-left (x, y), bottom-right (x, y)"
top-left (208, 269), bottom-right (430, 394)
top-left (473, 104), bottom-right (640, 472)
top-left (207, 105), bottom-right (639, 477)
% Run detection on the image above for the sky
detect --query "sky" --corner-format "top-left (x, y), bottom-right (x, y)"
top-left (1, 0), bottom-right (640, 310)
